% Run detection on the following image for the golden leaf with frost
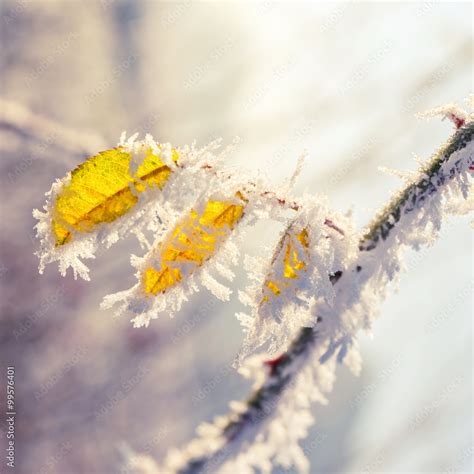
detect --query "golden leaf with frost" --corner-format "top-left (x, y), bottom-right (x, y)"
top-left (143, 195), bottom-right (246, 295)
top-left (261, 227), bottom-right (309, 303)
top-left (52, 147), bottom-right (178, 245)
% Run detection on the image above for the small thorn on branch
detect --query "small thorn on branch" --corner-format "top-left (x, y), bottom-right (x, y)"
top-left (324, 218), bottom-right (345, 236)
top-left (329, 270), bottom-right (343, 283)
top-left (263, 353), bottom-right (288, 376)
top-left (446, 112), bottom-right (465, 129)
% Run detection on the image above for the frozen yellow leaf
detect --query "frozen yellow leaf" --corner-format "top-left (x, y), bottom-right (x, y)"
top-left (52, 147), bottom-right (178, 246)
top-left (143, 196), bottom-right (246, 295)
top-left (261, 227), bottom-right (309, 303)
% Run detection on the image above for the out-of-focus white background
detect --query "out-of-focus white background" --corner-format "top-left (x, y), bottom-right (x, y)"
top-left (0, 1), bottom-right (472, 473)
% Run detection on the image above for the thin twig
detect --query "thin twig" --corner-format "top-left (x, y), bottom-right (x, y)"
top-left (0, 98), bottom-right (106, 156)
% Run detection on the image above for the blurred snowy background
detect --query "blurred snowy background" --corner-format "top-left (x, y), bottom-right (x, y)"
top-left (0, 1), bottom-right (472, 473)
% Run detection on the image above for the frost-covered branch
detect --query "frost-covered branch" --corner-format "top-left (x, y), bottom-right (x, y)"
top-left (152, 121), bottom-right (473, 474)
top-left (31, 102), bottom-right (473, 474)
top-left (360, 120), bottom-right (473, 250)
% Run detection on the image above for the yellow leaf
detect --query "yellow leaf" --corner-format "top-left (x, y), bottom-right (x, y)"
top-left (52, 147), bottom-right (178, 246)
top-left (261, 227), bottom-right (309, 304)
top-left (143, 197), bottom-right (245, 295)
